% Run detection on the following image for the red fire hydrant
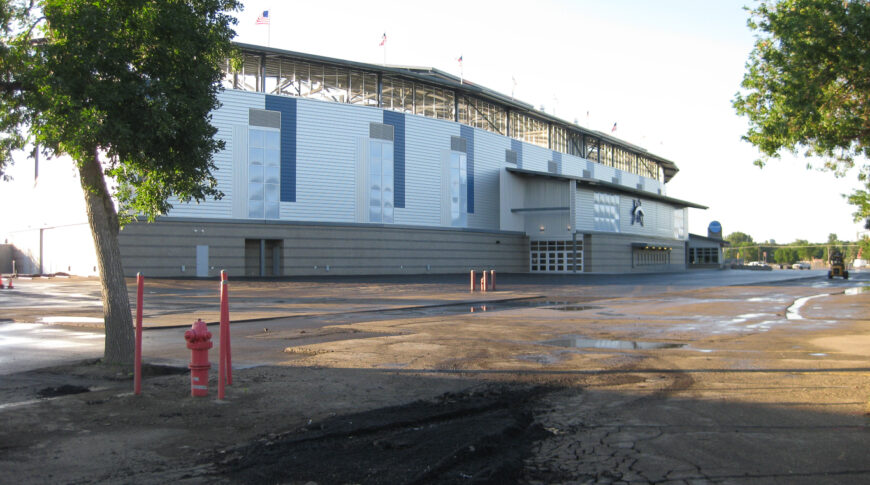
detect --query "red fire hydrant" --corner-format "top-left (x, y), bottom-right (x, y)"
top-left (184, 319), bottom-right (212, 397)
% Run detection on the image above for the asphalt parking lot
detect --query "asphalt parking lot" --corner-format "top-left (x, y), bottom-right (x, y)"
top-left (1, 269), bottom-right (869, 484)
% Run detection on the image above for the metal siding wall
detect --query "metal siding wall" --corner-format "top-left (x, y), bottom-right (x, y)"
top-left (265, 95), bottom-right (297, 202)
top-left (467, 129), bottom-right (510, 230)
top-left (621, 171), bottom-right (640, 189)
top-left (585, 233), bottom-right (686, 274)
top-left (167, 90), bottom-right (259, 218)
top-left (400, 115), bottom-right (456, 226)
top-left (511, 139), bottom-right (524, 168)
top-left (383, 110), bottom-right (406, 208)
top-left (521, 144), bottom-right (551, 172)
top-left (561, 152), bottom-right (585, 178)
top-left (286, 99), bottom-right (377, 222)
top-left (618, 197), bottom-right (679, 238)
top-left (574, 188), bottom-right (595, 231)
top-left (595, 163), bottom-right (616, 183)
top-left (522, 178), bottom-right (572, 238)
top-left (551, 151), bottom-right (562, 173)
top-left (460, 125), bottom-right (475, 213)
top-left (231, 125), bottom-right (248, 218)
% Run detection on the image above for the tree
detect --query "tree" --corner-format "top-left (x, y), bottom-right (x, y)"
top-left (726, 231), bottom-right (754, 245)
top-left (733, 0), bottom-right (870, 224)
top-left (0, 0), bottom-right (239, 364)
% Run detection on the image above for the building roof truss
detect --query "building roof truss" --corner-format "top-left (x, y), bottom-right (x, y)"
top-left (462, 95), bottom-right (504, 135)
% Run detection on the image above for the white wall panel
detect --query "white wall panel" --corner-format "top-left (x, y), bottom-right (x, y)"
top-left (284, 99), bottom-right (379, 222)
top-left (561, 152), bottom-right (586, 179)
top-left (621, 171), bottom-right (640, 189)
top-left (401, 115), bottom-right (456, 226)
top-left (168, 90), bottom-right (262, 218)
top-left (467, 128), bottom-right (510, 230)
top-left (574, 189), bottom-right (595, 231)
top-left (520, 144), bottom-right (552, 173)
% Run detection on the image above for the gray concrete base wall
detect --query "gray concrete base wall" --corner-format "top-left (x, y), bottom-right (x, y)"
top-left (584, 233), bottom-right (686, 273)
top-left (118, 218), bottom-right (529, 278)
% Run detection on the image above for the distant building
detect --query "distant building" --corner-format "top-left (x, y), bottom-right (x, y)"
top-left (1, 42), bottom-right (707, 277)
top-left (687, 234), bottom-right (729, 269)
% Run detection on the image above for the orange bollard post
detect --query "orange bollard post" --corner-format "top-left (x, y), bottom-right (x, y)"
top-left (184, 319), bottom-right (212, 397)
top-left (219, 271), bottom-right (232, 401)
top-left (470, 270), bottom-right (476, 292)
top-left (481, 271), bottom-right (488, 293)
top-left (490, 270), bottom-right (496, 291)
top-left (134, 273), bottom-right (143, 395)
top-left (6, 277), bottom-right (12, 290)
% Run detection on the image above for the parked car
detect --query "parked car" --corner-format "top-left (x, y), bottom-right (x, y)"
top-left (792, 262), bottom-right (811, 270)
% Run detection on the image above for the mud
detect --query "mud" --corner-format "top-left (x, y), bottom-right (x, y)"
top-left (215, 386), bottom-right (551, 485)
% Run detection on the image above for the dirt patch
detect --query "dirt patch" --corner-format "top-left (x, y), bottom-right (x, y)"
top-left (35, 384), bottom-right (91, 398)
top-left (214, 386), bottom-right (553, 484)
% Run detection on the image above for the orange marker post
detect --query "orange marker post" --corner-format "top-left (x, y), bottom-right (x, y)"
top-left (134, 273), bottom-right (143, 395)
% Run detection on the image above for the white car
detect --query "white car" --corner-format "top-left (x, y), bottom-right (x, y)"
top-left (792, 262), bottom-right (811, 270)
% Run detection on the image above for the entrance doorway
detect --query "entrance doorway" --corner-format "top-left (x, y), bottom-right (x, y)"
top-left (530, 238), bottom-right (583, 273)
top-left (245, 239), bottom-right (282, 276)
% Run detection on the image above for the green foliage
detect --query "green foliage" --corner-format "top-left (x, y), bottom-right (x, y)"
top-left (733, 0), bottom-right (870, 222)
top-left (0, 0), bottom-right (240, 222)
top-left (774, 246), bottom-right (798, 264)
top-left (726, 231), bottom-right (755, 245)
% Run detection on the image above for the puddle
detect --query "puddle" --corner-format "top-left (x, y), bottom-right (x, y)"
top-left (786, 294), bottom-right (830, 320)
top-left (845, 286), bottom-right (870, 295)
top-left (37, 316), bottom-right (104, 324)
top-left (541, 336), bottom-right (685, 350)
top-left (546, 304), bottom-right (599, 312)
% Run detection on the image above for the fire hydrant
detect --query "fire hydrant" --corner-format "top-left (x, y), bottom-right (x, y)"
top-left (184, 319), bottom-right (212, 397)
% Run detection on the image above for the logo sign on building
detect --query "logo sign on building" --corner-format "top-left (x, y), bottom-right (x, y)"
top-left (708, 220), bottom-right (722, 239)
top-left (631, 199), bottom-right (645, 226)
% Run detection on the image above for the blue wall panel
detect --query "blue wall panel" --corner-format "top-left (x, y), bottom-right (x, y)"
top-left (266, 95), bottom-right (297, 202)
top-left (511, 138), bottom-right (523, 169)
top-left (383, 111), bottom-right (406, 208)
top-left (460, 125), bottom-right (475, 214)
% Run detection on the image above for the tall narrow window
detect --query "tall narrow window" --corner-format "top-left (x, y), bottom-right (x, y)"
top-left (449, 152), bottom-right (468, 227)
top-left (249, 128), bottom-right (280, 219)
top-left (369, 140), bottom-right (394, 223)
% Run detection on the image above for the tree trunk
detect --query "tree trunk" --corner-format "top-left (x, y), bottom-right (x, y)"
top-left (78, 150), bottom-right (134, 365)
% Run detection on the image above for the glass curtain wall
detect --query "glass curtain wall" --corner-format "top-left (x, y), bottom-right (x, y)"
top-left (509, 112), bottom-right (549, 148)
top-left (458, 96), bottom-right (506, 135)
top-left (223, 52), bottom-right (667, 182)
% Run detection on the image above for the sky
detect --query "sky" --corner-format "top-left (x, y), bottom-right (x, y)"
top-left (231, 0), bottom-right (867, 244)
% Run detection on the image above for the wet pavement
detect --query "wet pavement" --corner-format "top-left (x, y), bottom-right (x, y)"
top-left (2, 269), bottom-right (870, 484)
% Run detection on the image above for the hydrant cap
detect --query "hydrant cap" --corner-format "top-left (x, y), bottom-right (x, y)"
top-left (184, 319), bottom-right (212, 343)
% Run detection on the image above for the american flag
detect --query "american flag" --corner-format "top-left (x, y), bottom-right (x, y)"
top-left (611, 122), bottom-right (617, 133)
top-left (256, 10), bottom-right (270, 25)
top-left (379, 32), bottom-right (387, 46)
top-left (457, 55), bottom-right (463, 65)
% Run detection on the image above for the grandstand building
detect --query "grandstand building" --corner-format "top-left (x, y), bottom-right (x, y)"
top-left (2, 42), bottom-right (706, 277)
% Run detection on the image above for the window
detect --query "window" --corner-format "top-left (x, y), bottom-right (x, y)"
top-left (690, 247), bottom-right (719, 264)
top-left (673, 208), bottom-right (686, 239)
top-left (449, 152), bottom-right (467, 227)
top-left (584, 136), bottom-right (599, 162)
top-left (509, 112), bottom-right (549, 148)
top-left (369, 140), bottom-right (394, 223)
top-left (249, 128), bottom-right (280, 219)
